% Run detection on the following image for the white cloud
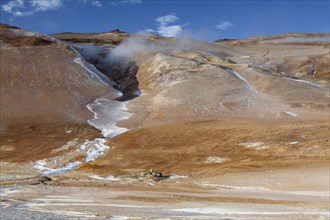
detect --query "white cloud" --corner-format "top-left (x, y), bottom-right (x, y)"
top-left (138, 28), bottom-right (155, 34)
top-left (121, 0), bottom-right (142, 3)
top-left (1, 0), bottom-right (141, 17)
top-left (31, 0), bottom-right (62, 11)
top-left (91, 0), bottom-right (102, 7)
top-left (156, 13), bottom-right (178, 26)
top-left (1, 0), bottom-right (24, 14)
top-left (109, 0), bottom-right (142, 5)
top-left (216, 21), bottom-right (233, 30)
top-left (157, 25), bottom-right (182, 37)
top-left (138, 13), bottom-right (186, 37)
top-left (152, 13), bottom-right (183, 37)
top-left (1, 0), bottom-right (62, 16)
top-left (13, 10), bottom-right (31, 16)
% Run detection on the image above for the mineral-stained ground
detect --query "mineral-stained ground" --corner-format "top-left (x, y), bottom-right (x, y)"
top-left (1, 24), bottom-right (329, 219)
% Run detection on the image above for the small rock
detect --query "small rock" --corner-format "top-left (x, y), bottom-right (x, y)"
top-left (141, 169), bottom-right (163, 181)
top-left (38, 176), bottom-right (52, 184)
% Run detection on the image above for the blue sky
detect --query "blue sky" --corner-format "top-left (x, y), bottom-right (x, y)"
top-left (0, 0), bottom-right (329, 41)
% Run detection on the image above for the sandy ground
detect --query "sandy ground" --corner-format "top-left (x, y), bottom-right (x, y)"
top-left (1, 175), bottom-right (329, 219)
top-left (81, 119), bottom-right (329, 176)
top-left (1, 119), bottom-right (329, 219)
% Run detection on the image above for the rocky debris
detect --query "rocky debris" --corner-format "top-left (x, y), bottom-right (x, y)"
top-left (140, 169), bottom-right (163, 181)
top-left (109, 29), bottom-right (126, 34)
top-left (214, 38), bottom-right (238, 43)
top-left (0, 26), bottom-right (56, 47)
top-left (51, 29), bottom-right (129, 45)
top-left (38, 176), bottom-right (53, 184)
top-left (0, 23), bottom-right (20, 29)
top-left (0, 176), bottom-right (53, 185)
top-left (74, 45), bottom-right (140, 101)
top-left (1, 36), bottom-right (55, 47)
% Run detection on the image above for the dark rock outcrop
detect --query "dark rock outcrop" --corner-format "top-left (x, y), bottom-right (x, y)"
top-left (74, 46), bottom-right (140, 101)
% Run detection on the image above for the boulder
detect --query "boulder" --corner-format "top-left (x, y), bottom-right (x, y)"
top-left (141, 169), bottom-right (163, 181)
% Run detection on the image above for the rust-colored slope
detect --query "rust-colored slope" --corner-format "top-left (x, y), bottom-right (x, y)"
top-left (216, 33), bottom-right (330, 81)
top-left (0, 25), bottom-right (111, 161)
top-left (80, 119), bottom-right (329, 177)
top-left (0, 25), bottom-right (111, 130)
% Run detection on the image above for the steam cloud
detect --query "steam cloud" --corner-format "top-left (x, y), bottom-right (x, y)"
top-left (73, 35), bottom-right (200, 101)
